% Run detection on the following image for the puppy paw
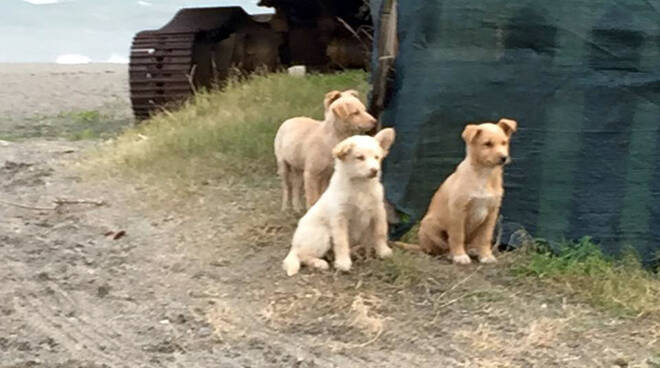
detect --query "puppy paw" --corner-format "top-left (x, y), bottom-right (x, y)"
top-left (283, 261), bottom-right (300, 276)
top-left (375, 243), bottom-right (393, 259)
top-left (334, 257), bottom-right (352, 272)
top-left (451, 254), bottom-right (472, 265)
top-left (310, 259), bottom-right (329, 270)
top-left (479, 254), bottom-right (497, 264)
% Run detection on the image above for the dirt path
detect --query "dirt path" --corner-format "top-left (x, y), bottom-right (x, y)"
top-left (0, 139), bottom-right (322, 367)
top-left (1, 64), bottom-right (658, 368)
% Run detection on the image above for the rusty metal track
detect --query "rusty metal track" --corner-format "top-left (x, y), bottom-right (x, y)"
top-left (128, 4), bottom-right (373, 121)
top-left (127, 7), bottom-right (252, 120)
top-left (129, 32), bottom-right (195, 120)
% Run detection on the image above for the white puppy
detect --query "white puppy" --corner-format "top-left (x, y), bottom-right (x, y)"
top-left (282, 128), bottom-right (396, 276)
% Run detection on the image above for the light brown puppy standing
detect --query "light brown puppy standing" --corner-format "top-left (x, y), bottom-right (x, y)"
top-left (418, 118), bottom-right (517, 264)
top-left (274, 90), bottom-right (377, 211)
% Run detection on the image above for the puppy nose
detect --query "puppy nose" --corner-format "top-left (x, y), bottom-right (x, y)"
top-left (499, 155), bottom-right (509, 164)
top-left (369, 168), bottom-right (379, 177)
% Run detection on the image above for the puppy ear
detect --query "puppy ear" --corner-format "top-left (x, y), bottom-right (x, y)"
top-left (331, 101), bottom-right (351, 120)
top-left (332, 140), bottom-right (354, 160)
top-left (462, 124), bottom-right (482, 143)
top-left (324, 90), bottom-right (342, 110)
top-left (497, 118), bottom-right (517, 137)
top-left (374, 128), bottom-right (395, 153)
top-left (343, 89), bottom-right (360, 98)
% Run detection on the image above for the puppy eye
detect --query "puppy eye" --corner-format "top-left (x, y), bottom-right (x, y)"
top-left (501, 140), bottom-right (508, 145)
top-left (484, 141), bottom-right (494, 148)
top-left (375, 155), bottom-right (380, 160)
top-left (356, 155), bottom-right (365, 161)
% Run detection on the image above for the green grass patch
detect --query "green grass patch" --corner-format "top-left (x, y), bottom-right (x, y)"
top-left (2, 108), bottom-right (129, 141)
top-left (0, 133), bottom-right (17, 142)
top-left (399, 223), bottom-right (420, 243)
top-left (95, 71), bottom-right (368, 181)
top-left (59, 109), bottom-right (102, 124)
top-left (60, 109), bottom-right (122, 141)
top-left (512, 237), bottom-right (660, 318)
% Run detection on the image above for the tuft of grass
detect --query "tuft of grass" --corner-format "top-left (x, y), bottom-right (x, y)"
top-left (375, 248), bottom-right (434, 287)
top-left (0, 133), bottom-right (16, 142)
top-left (63, 110), bottom-right (116, 141)
top-left (1, 104), bottom-right (130, 141)
top-left (58, 109), bottom-right (123, 141)
top-left (61, 110), bottom-right (102, 124)
top-left (399, 223), bottom-right (420, 243)
top-left (69, 128), bottom-right (99, 141)
top-left (94, 71), bottom-right (369, 181)
top-left (649, 354), bottom-right (660, 368)
top-left (512, 237), bottom-right (660, 318)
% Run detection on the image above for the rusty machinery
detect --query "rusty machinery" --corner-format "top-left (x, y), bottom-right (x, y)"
top-left (129, 1), bottom-right (372, 120)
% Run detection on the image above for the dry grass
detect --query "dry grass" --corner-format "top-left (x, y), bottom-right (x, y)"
top-left (453, 317), bottom-right (569, 367)
top-left (512, 238), bottom-right (660, 319)
top-left (395, 226), bottom-right (660, 320)
top-left (347, 294), bottom-right (386, 346)
top-left (90, 71), bottom-right (369, 185)
top-left (374, 248), bottom-right (436, 287)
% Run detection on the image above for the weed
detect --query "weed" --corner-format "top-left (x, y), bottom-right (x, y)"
top-left (69, 128), bottom-right (98, 141)
top-left (375, 248), bottom-right (434, 287)
top-left (399, 223), bottom-right (420, 243)
top-left (0, 134), bottom-right (16, 142)
top-left (649, 354), bottom-right (660, 368)
top-left (74, 110), bottom-right (101, 124)
top-left (59, 109), bottom-right (102, 124)
top-left (512, 237), bottom-right (660, 318)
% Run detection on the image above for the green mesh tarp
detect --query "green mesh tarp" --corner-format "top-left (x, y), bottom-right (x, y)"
top-left (370, 0), bottom-right (660, 263)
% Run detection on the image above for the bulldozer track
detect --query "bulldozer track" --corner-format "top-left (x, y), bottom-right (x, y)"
top-left (129, 31), bottom-right (195, 120)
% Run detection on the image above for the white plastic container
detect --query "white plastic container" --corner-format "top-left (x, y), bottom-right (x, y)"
top-left (287, 65), bottom-right (306, 77)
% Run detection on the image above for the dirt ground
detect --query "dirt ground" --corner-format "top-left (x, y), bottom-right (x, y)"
top-left (1, 64), bottom-right (658, 368)
top-left (0, 64), bottom-right (129, 140)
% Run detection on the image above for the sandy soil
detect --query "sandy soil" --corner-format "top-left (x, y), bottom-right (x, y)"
top-left (0, 63), bottom-right (130, 140)
top-left (1, 64), bottom-right (658, 368)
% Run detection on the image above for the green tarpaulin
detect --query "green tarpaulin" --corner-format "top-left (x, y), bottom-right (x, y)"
top-left (370, 0), bottom-right (660, 264)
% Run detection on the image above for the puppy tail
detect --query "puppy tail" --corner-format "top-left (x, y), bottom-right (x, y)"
top-left (282, 251), bottom-right (301, 276)
top-left (390, 241), bottom-right (423, 252)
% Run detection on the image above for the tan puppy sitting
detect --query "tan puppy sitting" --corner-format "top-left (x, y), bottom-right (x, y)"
top-left (282, 128), bottom-right (396, 276)
top-left (418, 118), bottom-right (517, 264)
top-left (274, 90), bottom-right (377, 211)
